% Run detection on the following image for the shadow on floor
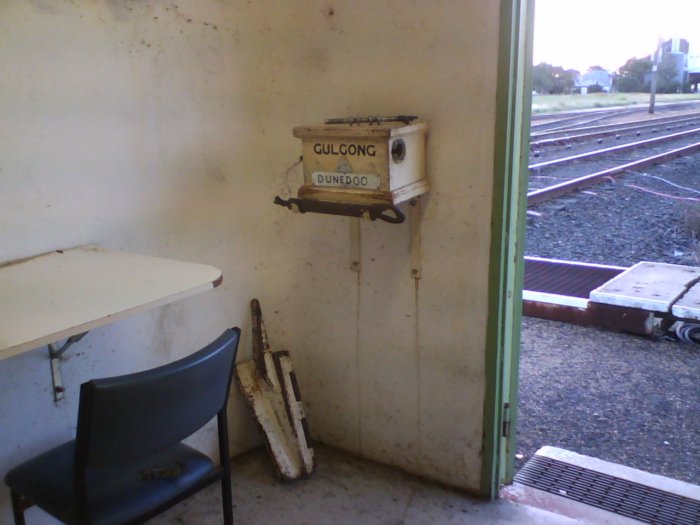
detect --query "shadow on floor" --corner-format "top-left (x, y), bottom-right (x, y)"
top-left (151, 445), bottom-right (583, 525)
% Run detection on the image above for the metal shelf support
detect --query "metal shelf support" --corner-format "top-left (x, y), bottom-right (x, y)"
top-left (48, 332), bottom-right (88, 402)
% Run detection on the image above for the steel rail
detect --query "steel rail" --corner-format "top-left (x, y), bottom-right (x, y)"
top-left (530, 114), bottom-right (700, 148)
top-left (531, 111), bottom-right (700, 139)
top-left (529, 127), bottom-right (700, 171)
top-left (530, 108), bottom-right (637, 133)
top-left (531, 111), bottom-right (611, 127)
top-left (530, 105), bottom-right (643, 124)
top-left (533, 109), bottom-right (640, 133)
top-left (531, 110), bottom-right (606, 123)
top-left (531, 102), bottom-right (700, 136)
top-left (527, 141), bottom-right (700, 206)
top-left (530, 99), bottom-right (700, 124)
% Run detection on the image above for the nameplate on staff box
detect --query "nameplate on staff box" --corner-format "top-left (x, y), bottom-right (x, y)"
top-left (311, 171), bottom-right (380, 190)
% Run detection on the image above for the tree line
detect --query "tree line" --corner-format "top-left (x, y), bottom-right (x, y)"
top-left (532, 54), bottom-right (689, 95)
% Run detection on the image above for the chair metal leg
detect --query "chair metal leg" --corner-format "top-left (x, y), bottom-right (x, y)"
top-left (221, 474), bottom-right (233, 525)
top-left (218, 411), bottom-right (233, 525)
top-left (10, 490), bottom-right (27, 525)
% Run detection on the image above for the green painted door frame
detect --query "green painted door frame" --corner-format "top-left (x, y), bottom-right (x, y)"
top-left (481, 0), bottom-right (534, 499)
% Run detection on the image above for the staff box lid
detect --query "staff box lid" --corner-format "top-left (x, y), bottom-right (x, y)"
top-left (292, 120), bottom-right (427, 139)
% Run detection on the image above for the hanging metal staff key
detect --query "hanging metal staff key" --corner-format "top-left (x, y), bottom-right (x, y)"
top-left (324, 115), bottom-right (418, 125)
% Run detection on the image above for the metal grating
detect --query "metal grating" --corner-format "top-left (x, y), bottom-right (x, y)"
top-left (524, 257), bottom-right (624, 298)
top-left (515, 455), bottom-right (700, 525)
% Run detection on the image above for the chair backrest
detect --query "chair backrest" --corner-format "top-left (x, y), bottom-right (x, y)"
top-left (75, 328), bottom-right (241, 469)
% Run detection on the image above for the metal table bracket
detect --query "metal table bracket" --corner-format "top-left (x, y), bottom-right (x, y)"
top-left (408, 197), bottom-right (422, 279)
top-left (48, 332), bottom-right (88, 402)
top-left (349, 218), bottom-right (361, 273)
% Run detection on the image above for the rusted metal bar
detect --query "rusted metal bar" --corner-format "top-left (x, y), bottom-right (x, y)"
top-left (324, 115), bottom-right (417, 125)
top-left (529, 127), bottom-right (700, 171)
top-left (250, 298), bottom-right (269, 379)
top-left (274, 196), bottom-right (405, 224)
top-left (522, 298), bottom-right (661, 335)
top-left (527, 141), bottom-right (700, 206)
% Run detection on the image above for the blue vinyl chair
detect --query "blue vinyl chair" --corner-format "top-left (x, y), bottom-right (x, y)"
top-left (5, 327), bottom-right (241, 525)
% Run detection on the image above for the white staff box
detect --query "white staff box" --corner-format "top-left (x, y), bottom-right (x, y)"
top-left (292, 119), bottom-right (428, 206)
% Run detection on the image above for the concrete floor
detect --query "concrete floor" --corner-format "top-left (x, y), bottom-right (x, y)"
top-left (152, 445), bottom-right (585, 525)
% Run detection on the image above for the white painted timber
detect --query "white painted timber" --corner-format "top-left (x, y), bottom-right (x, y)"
top-left (525, 255), bottom-right (626, 271)
top-left (0, 246), bottom-right (222, 361)
top-left (671, 280), bottom-right (700, 320)
top-left (522, 290), bottom-right (589, 310)
top-left (236, 357), bottom-right (315, 480)
top-left (589, 261), bottom-right (700, 312)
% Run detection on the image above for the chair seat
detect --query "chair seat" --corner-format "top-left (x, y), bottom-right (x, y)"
top-left (5, 440), bottom-right (214, 525)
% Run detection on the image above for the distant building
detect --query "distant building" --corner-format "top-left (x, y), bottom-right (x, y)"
top-left (575, 69), bottom-right (614, 94)
top-left (636, 38), bottom-right (697, 92)
top-left (660, 38), bottom-right (689, 87)
top-left (688, 47), bottom-right (700, 91)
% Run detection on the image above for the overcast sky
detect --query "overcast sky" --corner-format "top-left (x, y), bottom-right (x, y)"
top-left (533, 0), bottom-right (700, 73)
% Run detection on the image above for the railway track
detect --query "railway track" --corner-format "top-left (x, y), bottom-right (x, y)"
top-left (526, 106), bottom-right (700, 204)
top-left (530, 127), bottom-right (700, 172)
top-left (530, 112), bottom-right (700, 150)
top-left (530, 108), bottom-right (641, 133)
top-left (520, 104), bottom-right (700, 489)
top-left (530, 100), bottom-right (700, 133)
top-left (527, 141), bottom-right (700, 205)
top-left (524, 103), bottom-right (700, 343)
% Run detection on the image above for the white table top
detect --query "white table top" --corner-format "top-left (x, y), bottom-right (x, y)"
top-left (0, 246), bottom-right (222, 361)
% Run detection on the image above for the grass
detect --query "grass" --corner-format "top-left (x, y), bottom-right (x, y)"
top-left (531, 92), bottom-right (700, 114)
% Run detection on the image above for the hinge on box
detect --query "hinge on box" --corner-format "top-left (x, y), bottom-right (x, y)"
top-left (502, 402), bottom-right (511, 438)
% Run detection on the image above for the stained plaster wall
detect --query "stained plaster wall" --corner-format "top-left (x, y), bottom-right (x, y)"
top-left (0, 1), bottom-right (501, 522)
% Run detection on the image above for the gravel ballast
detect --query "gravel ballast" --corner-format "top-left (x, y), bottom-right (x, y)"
top-left (517, 148), bottom-right (700, 484)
